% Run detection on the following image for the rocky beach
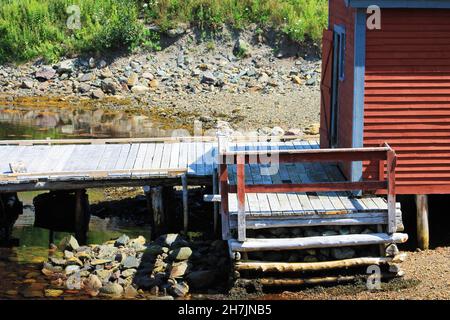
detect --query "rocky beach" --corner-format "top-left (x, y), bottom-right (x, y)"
top-left (0, 26), bottom-right (322, 134)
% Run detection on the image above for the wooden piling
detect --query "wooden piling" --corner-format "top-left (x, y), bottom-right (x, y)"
top-left (415, 194), bottom-right (430, 250)
top-left (74, 189), bottom-right (89, 245)
top-left (212, 167), bottom-right (219, 236)
top-left (181, 174), bottom-right (189, 234)
top-left (150, 186), bottom-right (165, 238)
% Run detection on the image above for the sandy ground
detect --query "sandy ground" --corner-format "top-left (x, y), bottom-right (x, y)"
top-left (257, 247), bottom-right (450, 300)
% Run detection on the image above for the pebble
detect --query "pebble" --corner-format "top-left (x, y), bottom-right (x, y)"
top-left (44, 289), bottom-right (64, 298)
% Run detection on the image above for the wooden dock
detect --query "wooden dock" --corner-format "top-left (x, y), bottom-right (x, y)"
top-left (0, 136), bottom-right (408, 285)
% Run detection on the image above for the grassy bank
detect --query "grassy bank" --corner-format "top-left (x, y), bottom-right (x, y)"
top-left (0, 0), bottom-right (327, 64)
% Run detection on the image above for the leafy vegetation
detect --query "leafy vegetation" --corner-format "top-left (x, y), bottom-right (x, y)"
top-left (0, 0), bottom-right (328, 63)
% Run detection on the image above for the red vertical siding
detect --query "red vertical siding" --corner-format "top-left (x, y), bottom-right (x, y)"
top-left (363, 9), bottom-right (450, 194)
top-left (326, 0), bottom-right (356, 179)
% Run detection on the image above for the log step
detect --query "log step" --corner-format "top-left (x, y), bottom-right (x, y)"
top-left (235, 255), bottom-right (407, 273)
top-left (229, 233), bottom-right (408, 252)
top-left (237, 273), bottom-right (401, 287)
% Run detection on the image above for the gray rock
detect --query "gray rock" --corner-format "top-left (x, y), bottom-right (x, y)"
top-left (77, 83), bottom-right (91, 93)
top-left (85, 274), bottom-right (102, 291)
top-left (100, 282), bottom-right (124, 297)
top-left (96, 245), bottom-right (118, 259)
top-left (386, 244), bottom-right (399, 257)
top-left (331, 248), bottom-right (355, 260)
top-left (88, 57), bottom-right (96, 68)
top-left (65, 265), bottom-right (80, 275)
top-left (186, 270), bottom-right (216, 289)
top-left (142, 72), bottom-right (154, 80)
top-left (35, 66), bottom-right (56, 81)
top-left (121, 268), bottom-right (137, 278)
top-left (64, 250), bottom-right (74, 259)
top-left (79, 72), bottom-right (95, 82)
top-left (101, 79), bottom-right (118, 94)
top-left (91, 89), bottom-right (105, 99)
top-left (49, 257), bottom-right (66, 266)
top-left (122, 256), bottom-right (140, 269)
top-left (21, 80), bottom-right (34, 89)
top-left (169, 247), bottom-right (192, 261)
top-left (131, 85), bottom-right (149, 94)
top-left (201, 72), bottom-right (216, 85)
top-left (56, 59), bottom-right (76, 74)
top-left (115, 234), bottom-right (130, 247)
top-left (95, 269), bottom-right (113, 283)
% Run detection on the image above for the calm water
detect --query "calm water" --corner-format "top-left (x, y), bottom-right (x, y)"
top-left (0, 105), bottom-right (176, 299)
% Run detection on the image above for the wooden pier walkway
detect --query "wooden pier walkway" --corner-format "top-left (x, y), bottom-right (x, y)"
top-left (0, 136), bottom-right (408, 284)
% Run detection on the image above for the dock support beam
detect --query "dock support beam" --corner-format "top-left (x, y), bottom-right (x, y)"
top-left (74, 189), bottom-right (89, 246)
top-left (415, 194), bottom-right (429, 250)
top-left (181, 174), bottom-right (189, 234)
top-left (147, 186), bottom-right (165, 239)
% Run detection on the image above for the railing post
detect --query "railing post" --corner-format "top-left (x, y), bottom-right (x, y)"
top-left (237, 154), bottom-right (246, 242)
top-left (219, 161), bottom-right (230, 240)
top-left (387, 148), bottom-right (397, 234)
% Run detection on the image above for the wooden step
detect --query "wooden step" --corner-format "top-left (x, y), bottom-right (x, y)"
top-left (234, 254), bottom-right (407, 273)
top-left (229, 210), bottom-right (404, 232)
top-left (228, 233), bottom-right (408, 252)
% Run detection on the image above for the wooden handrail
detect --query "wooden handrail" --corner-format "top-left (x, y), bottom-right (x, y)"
top-left (219, 143), bottom-right (397, 241)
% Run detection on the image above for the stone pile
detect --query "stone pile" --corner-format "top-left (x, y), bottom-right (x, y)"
top-left (41, 234), bottom-right (228, 298)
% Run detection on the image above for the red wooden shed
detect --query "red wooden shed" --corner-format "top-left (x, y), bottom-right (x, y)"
top-left (321, 0), bottom-right (450, 196)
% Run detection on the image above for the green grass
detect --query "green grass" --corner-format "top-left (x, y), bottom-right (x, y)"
top-left (143, 0), bottom-right (328, 41)
top-left (0, 0), bottom-right (328, 64)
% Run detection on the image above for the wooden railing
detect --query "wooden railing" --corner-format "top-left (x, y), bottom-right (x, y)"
top-left (218, 143), bottom-right (397, 241)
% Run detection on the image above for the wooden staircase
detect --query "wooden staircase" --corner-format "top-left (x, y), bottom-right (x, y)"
top-left (206, 138), bottom-right (408, 288)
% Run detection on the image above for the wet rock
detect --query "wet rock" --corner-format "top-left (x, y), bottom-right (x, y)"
top-left (169, 281), bottom-right (189, 297)
top-left (115, 234), bottom-right (130, 247)
top-left (44, 289), bottom-right (64, 298)
top-left (35, 66), bottom-right (56, 81)
top-left (100, 282), bottom-right (123, 297)
top-left (169, 247), bottom-right (192, 261)
top-left (60, 235), bottom-right (79, 251)
top-left (186, 270), bottom-right (216, 289)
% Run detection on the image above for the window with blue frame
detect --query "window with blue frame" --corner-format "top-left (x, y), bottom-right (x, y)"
top-left (334, 25), bottom-right (346, 81)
